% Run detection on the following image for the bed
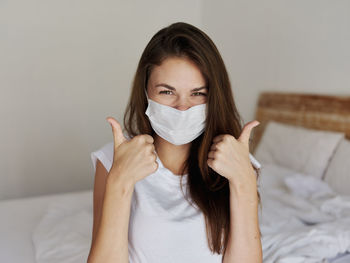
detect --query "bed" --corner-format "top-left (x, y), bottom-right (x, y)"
top-left (0, 91), bottom-right (349, 263)
top-left (0, 189), bottom-right (93, 263)
top-left (251, 91), bottom-right (350, 262)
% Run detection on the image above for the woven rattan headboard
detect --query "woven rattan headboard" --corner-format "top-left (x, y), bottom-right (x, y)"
top-left (250, 91), bottom-right (350, 154)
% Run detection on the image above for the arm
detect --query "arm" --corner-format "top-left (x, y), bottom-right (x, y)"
top-left (87, 164), bottom-right (134, 263)
top-left (89, 160), bottom-right (108, 247)
top-left (88, 116), bottom-right (157, 262)
top-left (222, 175), bottom-right (262, 263)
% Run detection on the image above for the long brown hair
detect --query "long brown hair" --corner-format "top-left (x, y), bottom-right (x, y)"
top-left (123, 22), bottom-right (261, 255)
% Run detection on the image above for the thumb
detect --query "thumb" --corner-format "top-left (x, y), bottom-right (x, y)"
top-left (106, 117), bottom-right (127, 149)
top-left (238, 120), bottom-right (260, 146)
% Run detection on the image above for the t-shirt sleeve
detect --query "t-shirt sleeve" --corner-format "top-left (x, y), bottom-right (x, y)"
top-left (90, 141), bottom-right (114, 174)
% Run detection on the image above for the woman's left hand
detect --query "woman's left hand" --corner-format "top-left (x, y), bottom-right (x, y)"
top-left (207, 120), bottom-right (260, 195)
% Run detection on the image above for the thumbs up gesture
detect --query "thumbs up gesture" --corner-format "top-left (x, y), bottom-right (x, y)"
top-left (106, 117), bottom-right (159, 187)
top-left (207, 120), bottom-right (260, 196)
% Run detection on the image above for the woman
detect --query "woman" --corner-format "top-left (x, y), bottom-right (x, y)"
top-left (88, 22), bottom-right (262, 263)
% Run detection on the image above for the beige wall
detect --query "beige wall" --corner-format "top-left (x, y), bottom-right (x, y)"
top-left (201, 0), bottom-right (350, 124)
top-left (0, 1), bottom-right (201, 200)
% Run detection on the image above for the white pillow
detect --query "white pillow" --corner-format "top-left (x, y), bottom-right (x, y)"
top-left (323, 138), bottom-right (350, 195)
top-left (254, 121), bottom-right (344, 179)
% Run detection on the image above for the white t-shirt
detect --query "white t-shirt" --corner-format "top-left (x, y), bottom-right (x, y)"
top-left (91, 139), bottom-right (223, 263)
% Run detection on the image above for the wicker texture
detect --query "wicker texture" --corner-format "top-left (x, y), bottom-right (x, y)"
top-left (250, 92), bottom-right (350, 154)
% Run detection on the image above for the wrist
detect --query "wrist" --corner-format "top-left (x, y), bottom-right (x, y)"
top-left (106, 170), bottom-right (135, 196)
top-left (229, 178), bottom-right (258, 203)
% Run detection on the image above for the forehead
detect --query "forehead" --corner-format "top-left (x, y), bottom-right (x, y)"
top-left (149, 57), bottom-right (206, 88)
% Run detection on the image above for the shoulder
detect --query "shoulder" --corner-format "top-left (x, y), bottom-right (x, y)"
top-left (90, 141), bottom-right (114, 173)
top-left (90, 132), bottom-right (133, 173)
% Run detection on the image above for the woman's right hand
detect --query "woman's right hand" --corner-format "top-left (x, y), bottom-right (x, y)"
top-left (106, 117), bottom-right (158, 187)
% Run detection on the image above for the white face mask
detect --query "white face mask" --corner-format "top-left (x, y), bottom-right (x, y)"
top-left (145, 89), bottom-right (207, 145)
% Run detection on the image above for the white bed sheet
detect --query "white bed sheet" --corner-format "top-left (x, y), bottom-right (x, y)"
top-left (1, 168), bottom-right (350, 263)
top-left (0, 189), bottom-right (92, 263)
top-left (258, 163), bottom-right (350, 263)
top-left (330, 252), bottom-right (350, 263)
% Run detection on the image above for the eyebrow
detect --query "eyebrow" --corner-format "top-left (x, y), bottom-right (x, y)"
top-left (155, 83), bottom-right (207, 92)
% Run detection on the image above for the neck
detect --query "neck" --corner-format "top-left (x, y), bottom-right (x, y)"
top-left (153, 134), bottom-right (190, 175)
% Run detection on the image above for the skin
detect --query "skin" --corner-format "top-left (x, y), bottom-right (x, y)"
top-left (105, 56), bottom-right (262, 262)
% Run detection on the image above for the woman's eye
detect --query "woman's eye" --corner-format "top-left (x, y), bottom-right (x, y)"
top-left (159, 90), bottom-right (173, 95)
top-left (159, 90), bottom-right (207, 96)
top-left (192, 92), bottom-right (207, 96)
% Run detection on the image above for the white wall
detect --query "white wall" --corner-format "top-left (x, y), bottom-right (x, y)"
top-left (0, 0), bottom-right (201, 200)
top-left (201, 0), bottom-right (350, 124)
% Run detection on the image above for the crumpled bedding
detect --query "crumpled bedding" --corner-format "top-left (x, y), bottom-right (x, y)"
top-left (32, 163), bottom-right (350, 263)
top-left (258, 164), bottom-right (350, 263)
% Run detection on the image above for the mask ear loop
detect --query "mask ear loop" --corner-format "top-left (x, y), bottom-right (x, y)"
top-left (144, 88), bottom-right (149, 100)
top-left (144, 88), bottom-right (156, 155)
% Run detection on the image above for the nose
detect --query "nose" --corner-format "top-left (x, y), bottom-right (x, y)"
top-left (176, 105), bottom-right (190, 111)
top-left (174, 98), bottom-right (192, 111)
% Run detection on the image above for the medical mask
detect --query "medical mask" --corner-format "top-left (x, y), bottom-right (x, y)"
top-left (144, 89), bottom-right (207, 145)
